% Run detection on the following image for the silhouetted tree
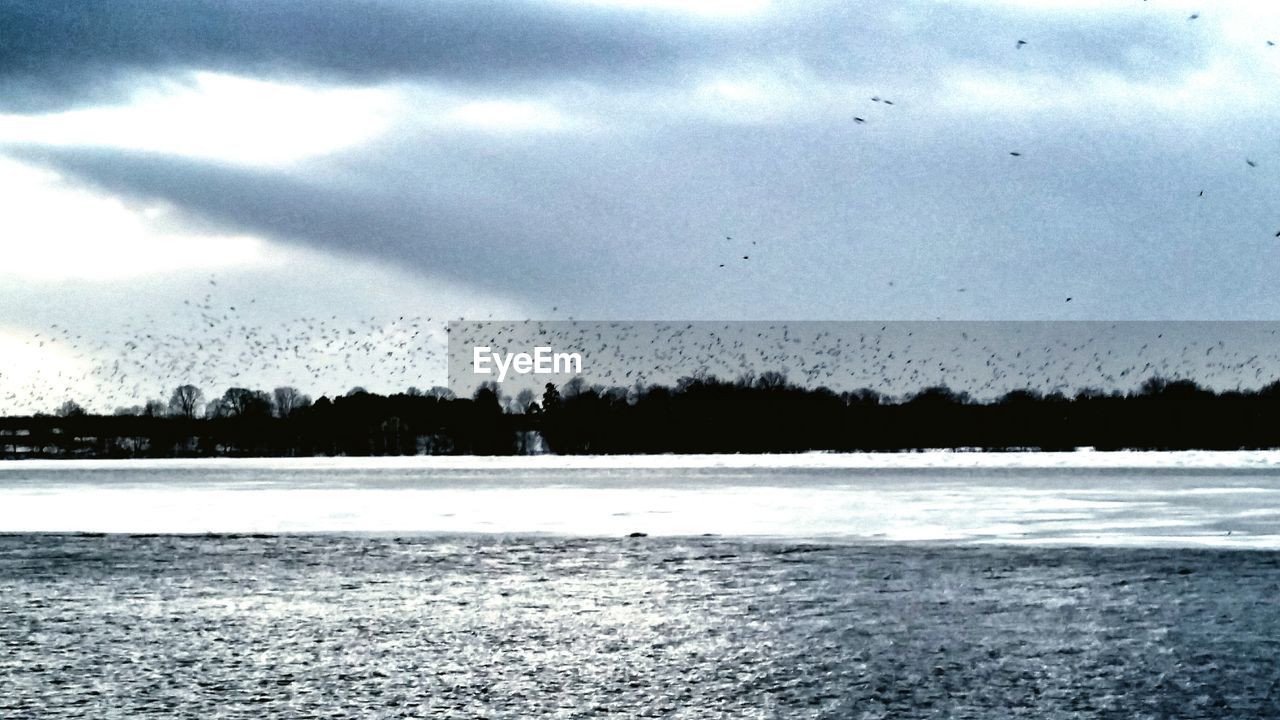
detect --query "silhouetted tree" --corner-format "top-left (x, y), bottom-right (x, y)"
top-left (216, 388), bottom-right (273, 419)
top-left (561, 377), bottom-right (588, 399)
top-left (205, 398), bottom-right (227, 419)
top-left (56, 400), bottom-right (86, 418)
top-left (114, 399), bottom-right (166, 417)
top-left (17, 370), bottom-right (1280, 459)
top-left (427, 386), bottom-right (455, 400)
top-left (756, 370), bottom-right (789, 390)
top-left (168, 385), bottom-right (204, 419)
top-left (542, 383), bottom-right (561, 412)
top-left (514, 389), bottom-right (537, 414)
top-left (472, 381), bottom-right (502, 410)
top-left (272, 386), bottom-right (312, 418)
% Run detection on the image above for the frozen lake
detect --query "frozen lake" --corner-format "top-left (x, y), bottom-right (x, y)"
top-left (3, 452), bottom-right (1280, 546)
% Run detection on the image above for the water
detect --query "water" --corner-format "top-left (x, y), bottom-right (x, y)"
top-left (3, 453), bottom-right (1280, 717)
top-left (3, 535), bottom-right (1279, 718)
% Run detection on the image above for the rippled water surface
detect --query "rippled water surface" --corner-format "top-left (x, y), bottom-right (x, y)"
top-left (4, 455), bottom-right (1280, 717)
top-left (2, 535), bottom-right (1280, 719)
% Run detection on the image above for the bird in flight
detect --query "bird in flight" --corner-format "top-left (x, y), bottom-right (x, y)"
top-left (854, 117), bottom-right (866, 124)
top-left (1247, 159), bottom-right (1258, 167)
top-left (1016, 40), bottom-right (1027, 49)
top-left (1188, 13), bottom-right (1199, 20)
top-left (1009, 152), bottom-right (1022, 157)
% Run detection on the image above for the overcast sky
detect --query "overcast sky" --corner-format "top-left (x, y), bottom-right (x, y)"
top-left (2, 0), bottom-right (1279, 411)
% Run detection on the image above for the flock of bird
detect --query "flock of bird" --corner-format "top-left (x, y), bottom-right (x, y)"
top-left (450, 321), bottom-right (1280, 405)
top-left (712, 18), bottom-right (1280, 302)
top-left (12, 304), bottom-right (1280, 416)
top-left (3, 8), bottom-right (1280, 415)
top-left (1, 283), bottom-right (454, 414)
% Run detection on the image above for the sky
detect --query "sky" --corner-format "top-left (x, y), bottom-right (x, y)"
top-left (1, 0), bottom-right (1279, 412)
top-left (447, 321), bottom-right (1280, 400)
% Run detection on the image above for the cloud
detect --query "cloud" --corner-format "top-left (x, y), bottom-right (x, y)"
top-left (0, 0), bottom-right (750, 112)
top-left (5, 0), bottom-right (1280, 411)
top-left (4, 0), bottom-right (1280, 323)
top-left (0, 72), bottom-right (396, 166)
top-left (555, 0), bottom-right (771, 17)
top-left (0, 0), bottom-right (1239, 114)
top-left (7, 142), bottom-right (596, 299)
top-left (0, 156), bottom-right (272, 281)
top-left (442, 99), bottom-right (578, 133)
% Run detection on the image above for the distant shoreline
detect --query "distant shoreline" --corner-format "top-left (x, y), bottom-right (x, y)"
top-left (7, 376), bottom-right (1280, 458)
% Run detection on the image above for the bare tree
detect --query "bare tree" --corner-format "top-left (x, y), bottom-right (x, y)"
top-left (514, 388), bottom-right (537, 414)
top-left (204, 398), bottom-right (227, 419)
top-left (168, 385), bottom-right (205, 419)
top-left (217, 388), bottom-right (273, 419)
top-left (472, 381), bottom-right (501, 410)
top-left (561, 376), bottom-right (588, 398)
top-left (272, 386), bottom-right (312, 418)
top-left (755, 371), bottom-right (788, 390)
top-left (426, 386), bottom-right (455, 400)
top-left (116, 401), bottom-right (165, 417)
top-left (56, 399), bottom-right (86, 417)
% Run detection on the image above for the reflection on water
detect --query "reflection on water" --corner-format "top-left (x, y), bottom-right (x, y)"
top-left (2, 534), bottom-right (1279, 718)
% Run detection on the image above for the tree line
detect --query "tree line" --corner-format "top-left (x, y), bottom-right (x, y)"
top-left (4, 374), bottom-right (1280, 458)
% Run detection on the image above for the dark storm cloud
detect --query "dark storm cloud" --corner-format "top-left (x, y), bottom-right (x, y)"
top-left (22, 89), bottom-right (1280, 322)
top-left (9, 144), bottom-right (568, 296)
top-left (0, 0), bottom-right (1216, 112)
top-left (0, 0), bottom-right (730, 111)
top-left (6, 1), bottom-right (1275, 321)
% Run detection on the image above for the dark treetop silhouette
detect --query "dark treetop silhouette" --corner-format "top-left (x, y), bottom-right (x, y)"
top-left (5, 375), bottom-right (1280, 458)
